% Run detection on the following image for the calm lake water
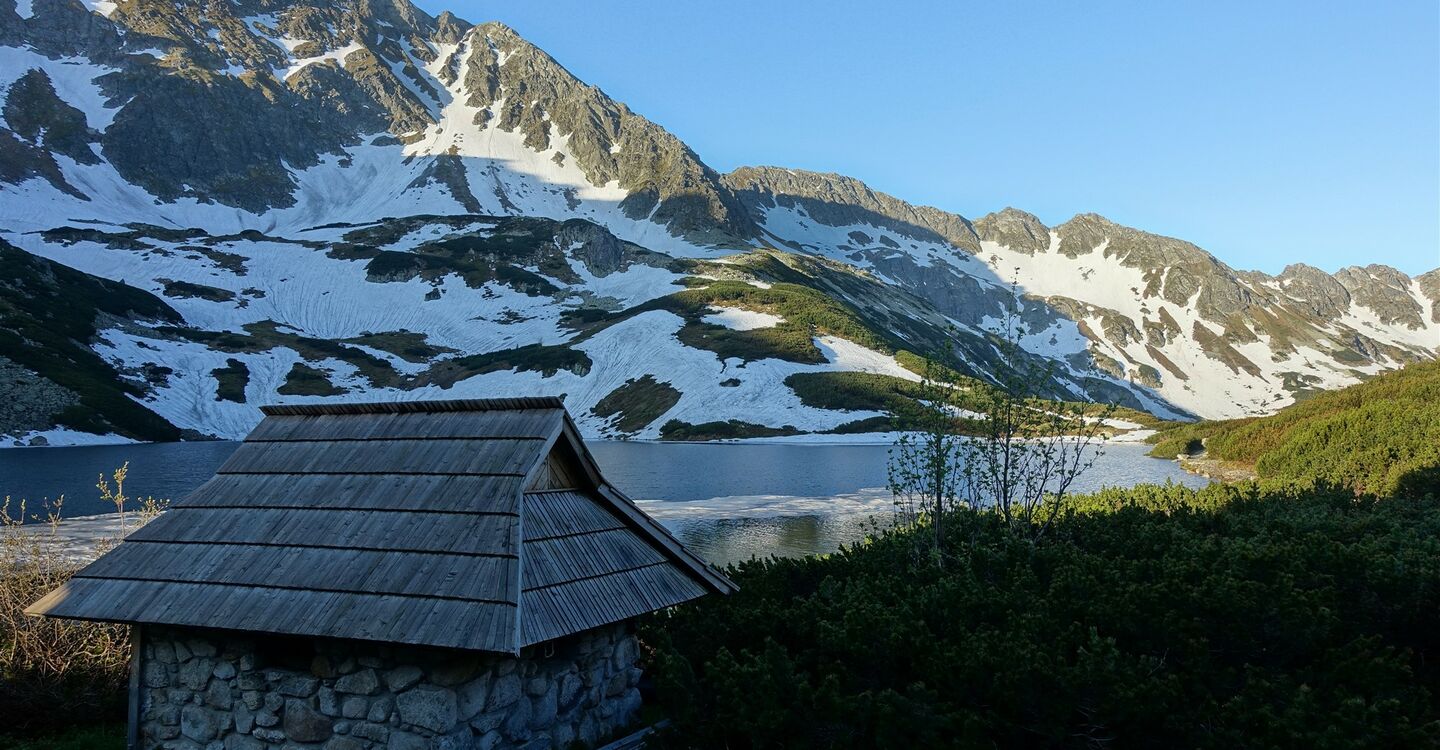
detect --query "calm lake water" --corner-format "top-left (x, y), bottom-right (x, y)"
top-left (0, 440), bottom-right (1206, 565)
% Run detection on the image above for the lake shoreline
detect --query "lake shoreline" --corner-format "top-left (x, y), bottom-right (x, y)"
top-left (1175, 453), bottom-right (1259, 483)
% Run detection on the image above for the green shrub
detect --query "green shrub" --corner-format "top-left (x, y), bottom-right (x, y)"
top-left (592, 376), bottom-right (682, 434)
top-left (659, 420), bottom-right (802, 441)
top-left (644, 480), bottom-right (1440, 748)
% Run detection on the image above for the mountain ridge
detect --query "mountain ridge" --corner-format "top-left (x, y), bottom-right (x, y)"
top-left (0, 0), bottom-right (1434, 445)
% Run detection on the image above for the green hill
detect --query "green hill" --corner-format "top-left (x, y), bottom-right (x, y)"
top-left (1148, 360), bottom-right (1440, 496)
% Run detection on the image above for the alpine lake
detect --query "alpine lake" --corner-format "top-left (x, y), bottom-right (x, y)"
top-left (0, 440), bottom-right (1207, 566)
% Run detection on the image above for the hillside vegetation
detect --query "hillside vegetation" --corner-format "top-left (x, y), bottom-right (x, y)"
top-left (1148, 360), bottom-right (1440, 495)
top-left (644, 479), bottom-right (1440, 748)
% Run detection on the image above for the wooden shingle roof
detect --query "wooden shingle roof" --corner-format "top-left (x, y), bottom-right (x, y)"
top-left (28, 398), bottom-right (735, 653)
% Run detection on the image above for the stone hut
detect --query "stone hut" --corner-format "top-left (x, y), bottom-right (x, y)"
top-left (28, 397), bottom-right (735, 750)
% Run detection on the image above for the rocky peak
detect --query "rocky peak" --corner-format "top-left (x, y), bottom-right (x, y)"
top-left (1334, 264), bottom-right (1425, 328)
top-left (448, 21), bottom-right (753, 242)
top-left (974, 207), bottom-right (1050, 255)
top-left (723, 166), bottom-right (981, 253)
top-left (1275, 263), bottom-right (1352, 320)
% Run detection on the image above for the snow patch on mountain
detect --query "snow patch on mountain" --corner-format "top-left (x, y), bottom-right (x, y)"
top-left (0, 48), bottom-right (122, 131)
top-left (702, 307), bottom-right (784, 331)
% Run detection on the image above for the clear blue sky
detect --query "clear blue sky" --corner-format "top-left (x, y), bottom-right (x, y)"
top-left (415, 1), bottom-right (1440, 276)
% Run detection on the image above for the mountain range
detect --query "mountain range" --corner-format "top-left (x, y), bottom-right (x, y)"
top-left (2, 0), bottom-right (1436, 445)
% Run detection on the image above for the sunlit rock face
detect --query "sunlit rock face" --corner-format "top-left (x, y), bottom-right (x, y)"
top-left (1, 0), bottom-right (1435, 444)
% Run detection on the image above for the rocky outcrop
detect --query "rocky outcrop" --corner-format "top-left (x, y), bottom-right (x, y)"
top-left (0, 354), bottom-right (78, 442)
top-left (0, 240), bottom-right (182, 442)
top-left (974, 207), bottom-right (1050, 255)
top-left (1334, 264), bottom-right (1427, 328)
top-left (1276, 263), bottom-right (1352, 321)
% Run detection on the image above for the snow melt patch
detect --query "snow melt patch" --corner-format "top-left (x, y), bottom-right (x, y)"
top-left (4, 428), bottom-right (137, 448)
top-left (0, 48), bottom-right (122, 131)
top-left (81, 0), bottom-right (117, 18)
top-left (278, 42), bottom-right (364, 80)
top-left (702, 306), bottom-right (784, 331)
top-left (815, 336), bottom-right (921, 381)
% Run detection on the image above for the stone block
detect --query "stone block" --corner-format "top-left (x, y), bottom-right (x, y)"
top-left (251, 727), bottom-right (285, 743)
top-left (180, 706), bottom-right (219, 742)
top-left (279, 675), bottom-right (320, 698)
top-left (154, 641), bottom-right (177, 664)
top-left (528, 684), bottom-right (557, 730)
top-left (188, 639), bottom-right (218, 658)
top-left (456, 676), bottom-right (488, 720)
top-left (396, 685), bottom-right (457, 734)
top-left (557, 673), bottom-right (583, 712)
top-left (476, 730), bottom-right (502, 750)
top-left (351, 722), bottom-right (389, 743)
top-left (335, 668), bottom-right (380, 695)
top-left (324, 737), bottom-right (365, 750)
top-left (319, 687), bottom-right (340, 716)
top-left (517, 736), bottom-right (551, 750)
top-left (604, 671), bottom-right (627, 698)
top-left (502, 696), bottom-right (531, 739)
top-left (551, 722), bottom-right (575, 749)
top-left (180, 658), bottom-right (214, 690)
top-left (213, 662), bottom-right (237, 680)
top-left (156, 704), bottom-right (181, 727)
top-left (341, 696), bottom-right (369, 720)
top-left (235, 704), bottom-right (255, 734)
top-left (224, 735), bottom-right (264, 750)
top-left (386, 730), bottom-right (426, 750)
top-left (367, 696), bottom-right (393, 723)
top-left (486, 675), bottom-right (520, 711)
top-left (610, 637), bottom-right (636, 672)
top-left (145, 660), bottom-right (171, 688)
top-left (469, 711), bottom-right (505, 735)
top-left (205, 679), bottom-right (233, 710)
top-left (524, 676), bottom-right (548, 697)
top-left (237, 672), bottom-right (267, 691)
top-left (384, 666), bottom-right (422, 693)
top-left (284, 698), bottom-right (334, 743)
top-left (254, 710), bottom-right (279, 729)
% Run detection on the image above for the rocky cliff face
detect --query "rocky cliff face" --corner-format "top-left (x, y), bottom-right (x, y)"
top-left (0, 0), bottom-right (1434, 443)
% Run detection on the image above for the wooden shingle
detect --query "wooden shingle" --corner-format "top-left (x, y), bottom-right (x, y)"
top-left (27, 397), bottom-right (734, 654)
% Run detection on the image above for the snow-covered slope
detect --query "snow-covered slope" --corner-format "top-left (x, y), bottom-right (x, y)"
top-left (726, 169), bottom-right (1439, 419)
top-left (0, 0), bottom-right (1434, 444)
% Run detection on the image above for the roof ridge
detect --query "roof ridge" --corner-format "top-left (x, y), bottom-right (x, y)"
top-left (260, 397), bottom-right (567, 416)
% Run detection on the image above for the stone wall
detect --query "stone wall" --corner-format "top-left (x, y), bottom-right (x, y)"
top-left (136, 622), bottom-right (643, 750)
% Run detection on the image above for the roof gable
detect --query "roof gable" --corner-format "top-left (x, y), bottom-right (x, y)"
top-left (28, 398), bottom-right (734, 653)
